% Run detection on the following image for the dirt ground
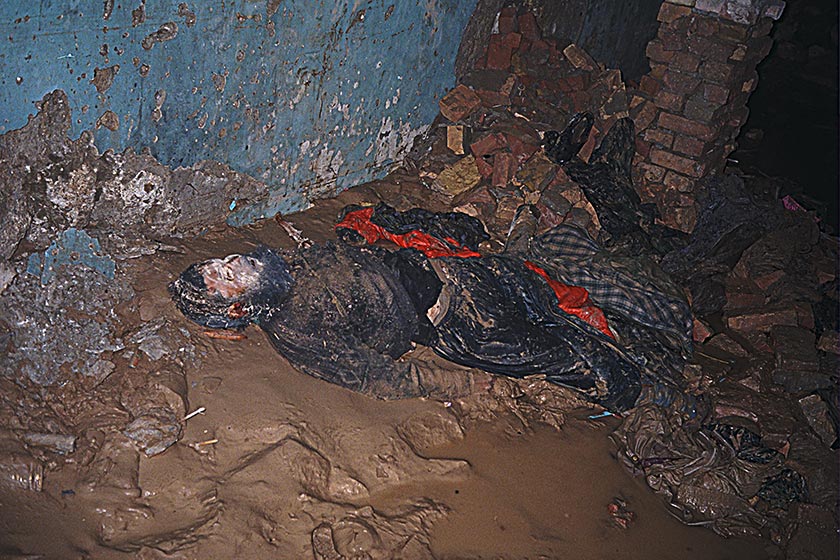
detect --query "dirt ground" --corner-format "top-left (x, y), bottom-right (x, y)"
top-left (0, 179), bottom-right (785, 560)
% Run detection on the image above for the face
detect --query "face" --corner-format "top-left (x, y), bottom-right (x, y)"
top-left (200, 254), bottom-right (264, 299)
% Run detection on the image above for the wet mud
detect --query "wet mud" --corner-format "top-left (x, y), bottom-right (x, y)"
top-left (0, 184), bottom-right (786, 559)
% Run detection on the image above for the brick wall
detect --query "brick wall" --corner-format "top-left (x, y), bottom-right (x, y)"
top-left (630, 0), bottom-right (784, 232)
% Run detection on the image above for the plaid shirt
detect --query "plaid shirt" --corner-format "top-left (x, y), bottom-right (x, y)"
top-left (528, 225), bottom-right (693, 352)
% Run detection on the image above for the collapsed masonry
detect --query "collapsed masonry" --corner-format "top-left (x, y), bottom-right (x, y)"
top-left (450, 0), bottom-right (785, 232)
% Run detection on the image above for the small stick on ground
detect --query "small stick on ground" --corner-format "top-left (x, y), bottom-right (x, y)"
top-left (203, 329), bottom-right (246, 340)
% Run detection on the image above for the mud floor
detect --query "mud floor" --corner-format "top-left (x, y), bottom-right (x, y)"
top-left (0, 182), bottom-right (785, 560)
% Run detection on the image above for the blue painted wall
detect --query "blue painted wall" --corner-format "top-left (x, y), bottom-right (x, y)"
top-left (0, 1), bottom-right (477, 223)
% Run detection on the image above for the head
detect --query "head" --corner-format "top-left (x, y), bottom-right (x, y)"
top-left (169, 246), bottom-right (293, 329)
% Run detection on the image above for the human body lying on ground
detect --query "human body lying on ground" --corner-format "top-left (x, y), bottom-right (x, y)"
top-left (170, 216), bottom-right (692, 414)
top-left (170, 116), bottom-right (697, 413)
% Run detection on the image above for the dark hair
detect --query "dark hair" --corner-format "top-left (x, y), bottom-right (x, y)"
top-left (169, 246), bottom-right (294, 329)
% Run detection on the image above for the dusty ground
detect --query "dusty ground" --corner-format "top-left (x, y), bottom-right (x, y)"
top-left (0, 179), bottom-right (783, 560)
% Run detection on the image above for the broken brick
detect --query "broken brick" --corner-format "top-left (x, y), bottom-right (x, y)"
top-left (663, 171), bottom-right (693, 192)
top-left (486, 35), bottom-right (514, 70)
top-left (639, 75), bottom-right (662, 96)
top-left (563, 44), bottom-right (597, 71)
top-left (475, 158), bottom-right (494, 179)
top-left (657, 2), bottom-right (691, 23)
top-left (703, 83), bottom-right (730, 104)
top-left (693, 318), bottom-right (713, 342)
top-left (517, 11), bottom-right (540, 40)
top-left (646, 40), bottom-right (674, 63)
top-left (491, 152), bottom-right (516, 188)
top-left (663, 69), bottom-right (702, 96)
top-left (431, 155), bottom-right (482, 197)
top-left (439, 84), bottom-right (482, 122)
top-left (631, 100), bottom-right (659, 131)
top-left (673, 135), bottom-right (707, 157)
top-left (654, 90), bottom-right (685, 112)
top-left (498, 6), bottom-right (518, 34)
top-left (446, 125), bottom-right (465, 155)
top-left (470, 133), bottom-right (507, 158)
top-left (501, 32), bottom-right (522, 50)
top-left (504, 133), bottom-right (538, 162)
top-left (644, 128), bottom-right (674, 148)
top-left (727, 308), bottom-right (798, 334)
top-left (799, 395), bottom-right (837, 447)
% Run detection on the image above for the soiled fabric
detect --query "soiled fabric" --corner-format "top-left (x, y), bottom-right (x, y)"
top-left (527, 224), bottom-right (693, 354)
top-left (612, 405), bottom-right (808, 538)
top-left (427, 253), bottom-right (642, 411)
top-left (543, 114), bottom-right (686, 256)
top-left (336, 203), bottom-right (614, 338)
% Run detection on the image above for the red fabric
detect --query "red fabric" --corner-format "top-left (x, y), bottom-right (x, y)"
top-left (335, 208), bottom-right (482, 258)
top-left (335, 208), bottom-right (612, 337)
top-left (524, 261), bottom-right (614, 339)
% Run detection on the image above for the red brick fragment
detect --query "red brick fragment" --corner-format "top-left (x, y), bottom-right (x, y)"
top-left (663, 170), bottom-right (693, 192)
top-left (486, 35), bottom-right (513, 70)
top-left (635, 138), bottom-right (652, 158)
top-left (562, 44), bottom-right (597, 71)
top-left (693, 318), bottom-right (713, 343)
top-left (470, 133), bottom-right (506, 158)
top-left (703, 83), bottom-right (730, 104)
top-left (663, 70), bottom-right (701, 95)
top-left (631, 100), bottom-right (659, 131)
top-left (475, 155), bottom-right (493, 178)
top-left (517, 11), bottom-right (540, 40)
top-left (671, 52), bottom-right (701, 72)
top-left (728, 309), bottom-right (798, 334)
top-left (646, 40), bottom-right (673, 63)
top-left (498, 6), bottom-right (518, 34)
top-left (439, 84), bottom-right (481, 122)
top-left (491, 152), bottom-right (516, 187)
top-left (699, 60), bottom-right (734, 84)
top-left (654, 90), bottom-right (684, 112)
top-left (501, 32), bottom-right (522, 50)
top-left (475, 89), bottom-right (511, 108)
top-left (644, 127), bottom-right (675, 148)
top-left (504, 133), bottom-right (538, 162)
top-left (657, 2), bottom-right (691, 23)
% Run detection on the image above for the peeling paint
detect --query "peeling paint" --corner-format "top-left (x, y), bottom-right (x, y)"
top-left (1, 1), bottom-right (477, 224)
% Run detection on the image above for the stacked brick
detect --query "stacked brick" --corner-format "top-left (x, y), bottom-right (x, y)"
top-left (630, 0), bottom-right (784, 232)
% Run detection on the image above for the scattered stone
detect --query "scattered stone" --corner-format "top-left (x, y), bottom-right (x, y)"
top-left (22, 433), bottom-right (77, 455)
top-left (431, 156), bottom-right (482, 197)
top-left (439, 84), bottom-right (482, 122)
top-left (816, 331), bottom-right (839, 354)
top-left (446, 125), bottom-right (465, 155)
top-left (798, 395), bottom-right (837, 447)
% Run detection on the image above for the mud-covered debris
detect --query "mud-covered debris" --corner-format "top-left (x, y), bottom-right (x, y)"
top-left (0, 433), bottom-right (44, 491)
top-left (123, 410), bottom-right (182, 457)
top-left (22, 432), bottom-right (76, 455)
top-left (1, 245), bottom-right (131, 386)
top-left (798, 395), bottom-right (837, 447)
top-left (612, 404), bottom-right (807, 538)
top-left (431, 155), bottom-right (482, 197)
